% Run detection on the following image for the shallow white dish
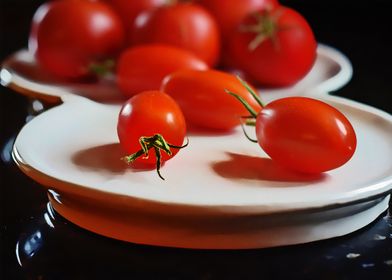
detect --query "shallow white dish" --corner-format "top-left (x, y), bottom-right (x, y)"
top-left (1, 44), bottom-right (352, 104)
top-left (5, 44), bottom-right (392, 248)
top-left (12, 93), bottom-right (392, 249)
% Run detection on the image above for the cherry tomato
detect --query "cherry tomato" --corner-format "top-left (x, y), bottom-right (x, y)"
top-left (29, 0), bottom-right (125, 80)
top-left (117, 91), bottom-right (187, 179)
top-left (105, 0), bottom-right (166, 43)
top-left (254, 97), bottom-right (357, 173)
top-left (198, 0), bottom-right (278, 42)
top-left (161, 70), bottom-right (262, 131)
top-left (116, 44), bottom-right (208, 98)
top-left (227, 6), bottom-right (317, 87)
top-left (132, 3), bottom-right (221, 67)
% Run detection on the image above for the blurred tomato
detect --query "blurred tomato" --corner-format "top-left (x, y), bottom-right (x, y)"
top-left (161, 69), bottom-right (262, 131)
top-left (116, 44), bottom-right (208, 97)
top-left (198, 0), bottom-right (279, 42)
top-left (227, 6), bottom-right (317, 87)
top-left (132, 3), bottom-right (221, 66)
top-left (29, 0), bottom-right (125, 80)
top-left (105, 0), bottom-right (165, 43)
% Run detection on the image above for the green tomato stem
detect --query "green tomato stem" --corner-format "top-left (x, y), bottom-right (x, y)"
top-left (89, 59), bottom-right (115, 77)
top-left (226, 76), bottom-right (268, 143)
top-left (225, 89), bottom-right (258, 118)
top-left (122, 134), bottom-right (188, 180)
top-left (239, 120), bottom-right (258, 143)
top-left (236, 76), bottom-right (265, 107)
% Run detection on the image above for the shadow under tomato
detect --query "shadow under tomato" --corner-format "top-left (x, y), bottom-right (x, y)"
top-left (72, 143), bottom-right (161, 174)
top-left (212, 152), bottom-right (327, 183)
top-left (71, 143), bottom-right (128, 174)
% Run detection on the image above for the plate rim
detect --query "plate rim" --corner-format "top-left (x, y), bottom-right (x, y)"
top-left (11, 143), bottom-right (392, 216)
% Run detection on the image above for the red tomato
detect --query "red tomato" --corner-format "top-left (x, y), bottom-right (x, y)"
top-left (132, 3), bottom-right (221, 66)
top-left (255, 97), bottom-right (357, 173)
top-left (29, 0), bottom-right (125, 80)
top-left (105, 0), bottom-right (165, 43)
top-left (198, 0), bottom-right (279, 42)
top-left (161, 70), bottom-right (262, 131)
top-left (116, 44), bottom-right (208, 98)
top-left (227, 6), bottom-right (317, 87)
top-left (117, 91), bottom-right (187, 179)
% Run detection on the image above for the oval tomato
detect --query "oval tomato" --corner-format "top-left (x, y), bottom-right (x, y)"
top-left (117, 91), bottom-right (187, 179)
top-left (227, 6), bottom-right (317, 87)
top-left (255, 97), bottom-right (357, 173)
top-left (105, 0), bottom-right (166, 43)
top-left (132, 3), bottom-right (221, 67)
top-left (161, 70), bottom-right (262, 131)
top-left (29, 0), bottom-right (126, 80)
top-left (116, 44), bottom-right (208, 98)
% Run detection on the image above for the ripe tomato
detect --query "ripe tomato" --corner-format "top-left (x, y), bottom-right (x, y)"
top-left (105, 0), bottom-right (166, 43)
top-left (227, 6), bottom-right (317, 87)
top-left (161, 70), bottom-right (262, 131)
top-left (244, 97), bottom-right (356, 173)
top-left (117, 91), bottom-right (187, 179)
top-left (198, 0), bottom-right (278, 42)
top-left (116, 44), bottom-right (208, 98)
top-left (255, 97), bottom-right (357, 173)
top-left (29, 0), bottom-right (125, 80)
top-left (132, 3), bottom-right (221, 67)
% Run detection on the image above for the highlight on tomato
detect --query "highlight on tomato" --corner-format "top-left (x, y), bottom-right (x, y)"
top-left (29, 0), bottom-right (126, 80)
top-left (161, 69), bottom-right (262, 131)
top-left (227, 5), bottom-right (317, 87)
top-left (228, 80), bottom-right (357, 173)
top-left (131, 2), bottom-right (221, 67)
top-left (117, 90), bottom-right (187, 180)
top-left (116, 44), bottom-right (208, 98)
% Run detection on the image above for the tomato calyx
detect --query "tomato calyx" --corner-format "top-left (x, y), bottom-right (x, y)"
top-left (89, 59), bottom-right (115, 77)
top-left (225, 76), bottom-right (264, 142)
top-left (239, 7), bottom-right (290, 51)
top-left (122, 134), bottom-right (188, 180)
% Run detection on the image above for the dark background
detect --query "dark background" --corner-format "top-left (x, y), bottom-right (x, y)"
top-left (1, 0), bottom-right (392, 279)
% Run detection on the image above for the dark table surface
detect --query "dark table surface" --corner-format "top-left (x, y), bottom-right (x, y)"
top-left (1, 0), bottom-right (392, 279)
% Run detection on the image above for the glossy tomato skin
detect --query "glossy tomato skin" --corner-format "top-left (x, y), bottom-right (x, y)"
top-left (132, 3), bottom-right (221, 67)
top-left (105, 0), bottom-right (165, 42)
top-left (117, 44), bottom-right (208, 98)
top-left (161, 70), bottom-right (263, 131)
top-left (30, 0), bottom-right (125, 79)
top-left (255, 97), bottom-right (357, 173)
top-left (228, 6), bottom-right (317, 87)
top-left (117, 91), bottom-right (186, 165)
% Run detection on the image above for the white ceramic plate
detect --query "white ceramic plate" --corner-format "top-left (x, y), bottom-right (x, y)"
top-left (13, 94), bottom-right (392, 213)
top-left (0, 44), bottom-right (352, 104)
top-left (11, 94), bottom-right (392, 248)
top-left (6, 44), bottom-right (392, 249)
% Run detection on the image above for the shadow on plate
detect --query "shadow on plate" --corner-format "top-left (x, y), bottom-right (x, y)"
top-left (71, 143), bottom-right (160, 174)
top-left (212, 152), bottom-right (327, 184)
